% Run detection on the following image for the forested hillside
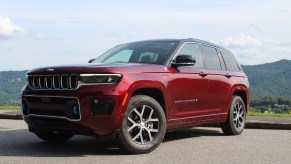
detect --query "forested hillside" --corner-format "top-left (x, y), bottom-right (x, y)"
top-left (0, 70), bottom-right (27, 105)
top-left (242, 59), bottom-right (291, 98)
top-left (0, 59), bottom-right (291, 105)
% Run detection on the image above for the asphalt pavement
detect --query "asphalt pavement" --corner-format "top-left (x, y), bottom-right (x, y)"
top-left (0, 119), bottom-right (291, 164)
top-left (1, 110), bottom-right (291, 129)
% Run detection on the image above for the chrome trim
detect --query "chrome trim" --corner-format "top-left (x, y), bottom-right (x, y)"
top-left (170, 42), bottom-right (199, 65)
top-left (22, 95), bottom-right (81, 122)
top-left (79, 74), bottom-right (122, 77)
top-left (33, 75), bottom-right (39, 88)
top-left (27, 74), bottom-right (79, 90)
top-left (61, 74), bottom-right (69, 89)
top-left (53, 74), bottom-right (61, 89)
top-left (27, 73), bottom-right (123, 90)
top-left (69, 74), bottom-right (78, 89)
top-left (39, 75), bottom-right (46, 88)
top-left (175, 99), bottom-right (198, 104)
top-left (46, 75), bottom-right (52, 89)
top-left (170, 41), bottom-right (226, 67)
top-left (78, 74), bottom-right (122, 85)
top-left (28, 114), bottom-right (75, 121)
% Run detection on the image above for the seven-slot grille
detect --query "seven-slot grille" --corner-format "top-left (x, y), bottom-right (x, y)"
top-left (27, 74), bottom-right (78, 90)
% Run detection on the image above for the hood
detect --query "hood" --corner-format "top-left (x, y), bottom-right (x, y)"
top-left (26, 63), bottom-right (169, 74)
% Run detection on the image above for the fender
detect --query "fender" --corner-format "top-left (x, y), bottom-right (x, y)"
top-left (120, 80), bottom-right (170, 117)
top-left (228, 84), bottom-right (250, 111)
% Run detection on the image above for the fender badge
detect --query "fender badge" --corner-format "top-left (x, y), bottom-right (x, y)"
top-left (47, 68), bottom-right (54, 71)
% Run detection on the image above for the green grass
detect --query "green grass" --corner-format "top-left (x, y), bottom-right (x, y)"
top-left (248, 110), bottom-right (291, 117)
top-left (0, 105), bottom-right (21, 110)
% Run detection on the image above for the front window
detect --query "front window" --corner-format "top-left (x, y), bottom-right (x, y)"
top-left (92, 41), bottom-right (179, 65)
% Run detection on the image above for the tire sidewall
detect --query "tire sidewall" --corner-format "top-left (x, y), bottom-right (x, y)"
top-left (119, 95), bottom-right (166, 153)
top-left (229, 96), bottom-right (246, 135)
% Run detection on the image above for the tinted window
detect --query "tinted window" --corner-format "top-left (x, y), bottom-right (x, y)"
top-left (103, 50), bottom-right (132, 63)
top-left (93, 41), bottom-right (179, 65)
top-left (176, 43), bottom-right (203, 68)
top-left (201, 45), bottom-right (221, 70)
top-left (220, 50), bottom-right (241, 72)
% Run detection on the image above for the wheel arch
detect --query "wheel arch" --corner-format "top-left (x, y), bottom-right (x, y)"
top-left (124, 82), bottom-right (168, 118)
top-left (231, 86), bottom-right (249, 112)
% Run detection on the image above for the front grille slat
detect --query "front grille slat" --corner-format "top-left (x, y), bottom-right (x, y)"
top-left (61, 74), bottom-right (69, 89)
top-left (53, 75), bottom-right (61, 89)
top-left (27, 74), bottom-right (79, 90)
top-left (46, 75), bottom-right (53, 89)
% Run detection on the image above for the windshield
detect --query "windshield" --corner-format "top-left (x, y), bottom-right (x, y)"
top-left (92, 41), bottom-right (179, 65)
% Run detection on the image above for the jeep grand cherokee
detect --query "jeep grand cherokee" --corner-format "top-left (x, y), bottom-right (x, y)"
top-left (21, 38), bottom-right (249, 154)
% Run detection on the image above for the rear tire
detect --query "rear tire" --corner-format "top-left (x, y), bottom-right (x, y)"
top-left (117, 95), bottom-right (166, 154)
top-left (34, 130), bottom-right (74, 143)
top-left (220, 96), bottom-right (246, 135)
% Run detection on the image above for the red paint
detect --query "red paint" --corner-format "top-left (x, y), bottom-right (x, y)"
top-left (21, 39), bottom-right (249, 136)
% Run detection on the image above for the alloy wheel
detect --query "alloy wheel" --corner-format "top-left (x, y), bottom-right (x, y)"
top-left (233, 102), bottom-right (245, 130)
top-left (127, 105), bottom-right (160, 145)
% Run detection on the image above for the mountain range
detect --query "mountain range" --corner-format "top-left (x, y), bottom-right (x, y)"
top-left (0, 59), bottom-right (290, 105)
top-left (242, 59), bottom-right (291, 98)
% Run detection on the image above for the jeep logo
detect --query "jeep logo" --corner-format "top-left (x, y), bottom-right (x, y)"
top-left (47, 68), bottom-right (54, 72)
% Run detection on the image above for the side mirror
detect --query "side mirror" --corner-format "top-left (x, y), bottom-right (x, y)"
top-left (171, 55), bottom-right (196, 68)
top-left (88, 59), bottom-right (95, 63)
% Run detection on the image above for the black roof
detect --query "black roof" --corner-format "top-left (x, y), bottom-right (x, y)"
top-left (129, 38), bottom-right (227, 51)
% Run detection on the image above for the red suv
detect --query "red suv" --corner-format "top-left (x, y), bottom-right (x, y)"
top-left (21, 39), bottom-right (249, 154)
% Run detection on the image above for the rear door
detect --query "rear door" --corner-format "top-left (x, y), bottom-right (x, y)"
top-left (200, 45), bottom-right (231, 115)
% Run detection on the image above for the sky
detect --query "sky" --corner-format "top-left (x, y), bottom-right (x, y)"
top-left (0, 0), bottom-right (291, 71)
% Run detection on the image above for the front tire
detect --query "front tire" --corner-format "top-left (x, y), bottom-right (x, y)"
top-left (117, 95), bottom-right (166, 154)
top-left (34, 130), bottom-right (74, 143)
top-left (220, 96), bottom-right (246, 135)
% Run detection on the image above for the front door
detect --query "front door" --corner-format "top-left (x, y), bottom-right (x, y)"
top-left (169, 43), bottom-right (210, 121)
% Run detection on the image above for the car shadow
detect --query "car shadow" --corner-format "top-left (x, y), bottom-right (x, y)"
top-left (0, 127), bottom-right (223, 157)
top-left (163, 127), bottom-right (223, 142)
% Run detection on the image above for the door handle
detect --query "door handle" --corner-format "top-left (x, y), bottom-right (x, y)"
top-left (199, 72), bottom-right (207, 77)
top-left (225, 73), bottom-right (231, 78)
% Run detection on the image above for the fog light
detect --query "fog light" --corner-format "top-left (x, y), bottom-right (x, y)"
top-left (90, 98), bottom-right (115, 115)
top-left (72, 104), bottom-right (80, 117)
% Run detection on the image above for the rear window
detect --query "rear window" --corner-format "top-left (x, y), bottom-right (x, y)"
top-left (201, 45), bottom-right (221, 70)
top-left (220, 50), bottom-right (241, 72)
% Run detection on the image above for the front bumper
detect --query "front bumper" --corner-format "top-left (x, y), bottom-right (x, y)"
top-left (21, 83), bottom-right (129, 136)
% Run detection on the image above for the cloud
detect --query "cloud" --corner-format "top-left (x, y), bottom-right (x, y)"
top-left (215, 34), bottom-right (291, 65)
top-left (217, 34), bottom-right (262, 47)
top-left (0, 17), bottom-right (24, 39)
top-left (215, 34), bottom-right (266, 64)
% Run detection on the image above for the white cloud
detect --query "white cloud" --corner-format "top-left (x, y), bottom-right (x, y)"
top-left (217, 34), bottom-right (262, 47)
top-left (0, 17), bottom-right (24, 39)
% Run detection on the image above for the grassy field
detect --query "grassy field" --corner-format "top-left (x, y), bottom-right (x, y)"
top-left (0, 106), bottom-right (21, 110)
top-left (247, 110), bottom-right (291, 117)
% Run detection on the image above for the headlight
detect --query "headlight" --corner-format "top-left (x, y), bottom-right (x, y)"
top-left (79, 74), bottom-right (121, 84)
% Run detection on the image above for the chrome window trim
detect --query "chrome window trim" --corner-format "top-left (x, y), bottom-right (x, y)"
top-left (22, 95), bottom-right (81, 122)
top-left (170, 41), bottom-right (225, 66)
